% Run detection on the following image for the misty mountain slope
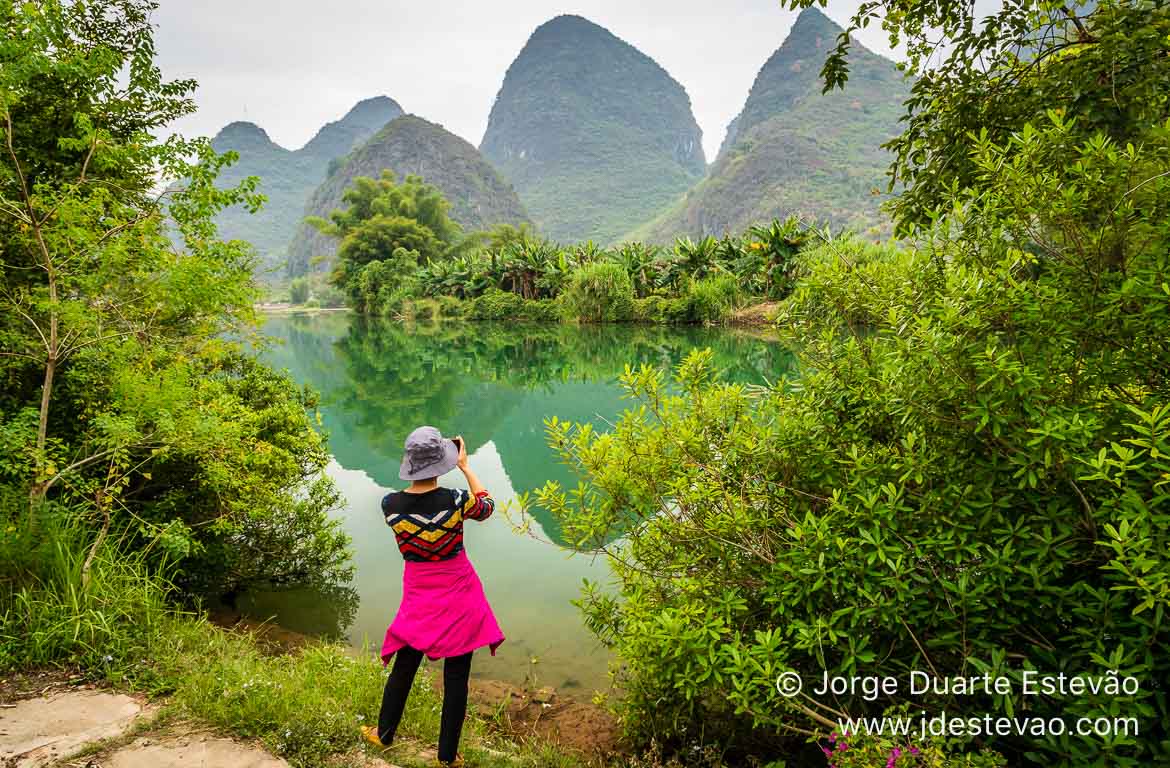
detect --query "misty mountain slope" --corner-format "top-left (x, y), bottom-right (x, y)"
top-left (627, 8), bottom-right (910, 243)
top-left (480, 15), bottom-right (705, 244)
top-left (286, 115), bottom-right (532, 276)
top-left (207, 96), bottom-right (403, 271)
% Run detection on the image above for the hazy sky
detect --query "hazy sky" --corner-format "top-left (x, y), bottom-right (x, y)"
top-left (153, 1), bottom-right (903, 162)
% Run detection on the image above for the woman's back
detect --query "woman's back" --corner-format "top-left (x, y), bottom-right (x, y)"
top-left (381, 486), bottom-right (494, 562)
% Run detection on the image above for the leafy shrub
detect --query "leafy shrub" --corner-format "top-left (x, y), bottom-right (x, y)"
top-left (436, 295), bottom-right (466, 318)
top-left (468, 288), bottom-right (528, 320)
top-left (466, 290), bottom-right (560, 322)
top-left (521, 298), bottom-right (561, 322)
top-left (561, 262), bottom-right (635, 322)
top-left (633, 296), bottom-right (690, 324)
top-left (289, 277), bottom-right (310, 305)
top-left (685, 274), bottom-right (740, 323)
top-left (405, 298), bottom-right (440, 322)
top-left (528, 117), bottom-right (1170, 765)
top-left (825, 724), bottom-right (1007, 768)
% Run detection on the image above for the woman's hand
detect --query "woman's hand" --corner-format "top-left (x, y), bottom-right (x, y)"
top-left (455, 434), bottom-right (469, 469)
top-left (454, 435), bottom-right (487, 498)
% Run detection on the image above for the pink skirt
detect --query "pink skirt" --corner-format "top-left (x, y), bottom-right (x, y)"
top-left (380, 549), bottom-right (505, 664)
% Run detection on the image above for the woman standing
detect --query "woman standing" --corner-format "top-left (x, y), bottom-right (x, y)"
top-left (361, 425), bottom-right (505, 767)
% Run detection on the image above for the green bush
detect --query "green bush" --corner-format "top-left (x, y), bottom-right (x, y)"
top-left (465, 290), bottom-right (561, 322)
top-left (685, 274), bottom-right (740, 324)
top-left (404, 298), bottom-right (440, 322)
top-left (561, 261), bottom-right (635, 322)
top-left (289, 277), bottom-right (310, 305)
top-left (520, 297), bottom-right (561, 322)
top-left (529, 116), bottom-right (1170, 765)
top-left (467, 288), bottom-right (527, 320)
top-left (632, 295), bottom-right (690, 324)
top-left (826, 721), bottom-right (1007, 768)
top-left (436, 295), bottom-right (466, 318)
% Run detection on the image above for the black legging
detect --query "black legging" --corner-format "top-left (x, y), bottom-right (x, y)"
top-left (377, 645), bottom-right (473, 763)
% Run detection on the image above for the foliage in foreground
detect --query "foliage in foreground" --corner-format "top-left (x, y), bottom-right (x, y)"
top-left (529, 106), bottom-right (1170, 768)
top-left (0, 0), bottom-right (350, 598)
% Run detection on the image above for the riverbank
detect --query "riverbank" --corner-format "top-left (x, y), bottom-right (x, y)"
top-left (257, 302), bottom-right (351, 314)
top-left (262, 298), bottom-right (780, 328)
top-left (1, 614), bottom-right (623, 768)
top-left (208, 610), bottom-right (623, 758)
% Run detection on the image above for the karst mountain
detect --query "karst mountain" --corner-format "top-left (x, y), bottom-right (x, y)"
top-left (480, 15), bottom-right (706, 244)
top-left (206, 96), bottom-right (403, 269)
top-left (628, 8), bottom-right (911, 242)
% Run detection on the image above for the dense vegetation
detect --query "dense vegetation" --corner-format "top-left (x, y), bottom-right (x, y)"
top-left (480, 14), bottom-right (706, 244)
top-left (287, 114), bottom-right (531, 278)
top-left (630, 8), bottom-right (910, 243)
top-left (1, 0), bottom-right (349, 644)
top-left (201, 97), bottom-right (402, 274)
top-left (310, 170), bottom-right (816, 324)
top-left (525, 2), bottom-right (1170, 766)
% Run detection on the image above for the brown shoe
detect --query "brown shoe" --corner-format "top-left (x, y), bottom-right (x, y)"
top-left (361, 724), bottom-right (390, 750)
top-left (435, 754), bottom-right (464, 767)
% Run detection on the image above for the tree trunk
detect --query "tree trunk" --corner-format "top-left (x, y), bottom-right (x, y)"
top-left (30, 227), bottom-right (59, 508)
top-left (81, 498), bottom-right (111, 591)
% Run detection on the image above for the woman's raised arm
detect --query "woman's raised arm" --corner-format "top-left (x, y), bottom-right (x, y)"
top-left (455, 435), bottom-right (494, 521)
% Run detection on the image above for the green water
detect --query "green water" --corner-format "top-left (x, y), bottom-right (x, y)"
top-left (244, 313), bottom-right (794, 695)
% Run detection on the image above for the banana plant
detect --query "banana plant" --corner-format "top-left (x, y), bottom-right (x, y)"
top-left (746, 216), bottom-right (809, 299)
top-left (612, 242), bottom-right (660, 298)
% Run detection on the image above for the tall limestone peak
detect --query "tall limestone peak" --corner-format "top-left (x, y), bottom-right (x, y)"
top-left (480, 15), bottom-right (705, 243)
top-left (286, 115), bottom-right (532, 277)
top-left (629, 10), bottom-right (912, 243)
top-left (301, 95), bottom-right (404, 160)
top-left (718, 7), bottom-right (873, 158)
top-left (202, 98), bottom-right (402, 272)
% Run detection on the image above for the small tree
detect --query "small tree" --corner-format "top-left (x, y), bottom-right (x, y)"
top-left (307, 171), bottom-right (467, 308)
top-left (289, 277), bottom-right (310, 304)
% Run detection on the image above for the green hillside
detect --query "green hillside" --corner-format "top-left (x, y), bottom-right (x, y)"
top-left (286, 115), bottom-right (532, 277)
top-left (628, 8), bottom-right (911, 243)
top-left (479, 14), bottom-right (705, 244)
top-left (207, 96), bottom-right (403, 272)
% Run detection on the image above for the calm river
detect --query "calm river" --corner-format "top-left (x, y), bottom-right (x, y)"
top-left (243, 312), bottom-right (794, 696)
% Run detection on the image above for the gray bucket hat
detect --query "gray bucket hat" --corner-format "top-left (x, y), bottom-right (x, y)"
top-left (399, 425), bottom-right (459, 481)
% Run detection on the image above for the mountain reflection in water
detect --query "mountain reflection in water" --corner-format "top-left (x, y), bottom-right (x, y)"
top-left (241, 313), bottom-right (794, 693)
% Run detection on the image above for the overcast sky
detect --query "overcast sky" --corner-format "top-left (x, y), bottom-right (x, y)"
top-left (153, 1), bottom-right (903, 162)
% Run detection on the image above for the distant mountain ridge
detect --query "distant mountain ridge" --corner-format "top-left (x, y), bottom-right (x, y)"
top-left (207, 96), bottom-right (404, 271)
top-left (480, 14), bottom-right (705, 244)
top-left (629, 8), bottom-right (911, 243)
top-left (286, 115), bottom-right (532, 277)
